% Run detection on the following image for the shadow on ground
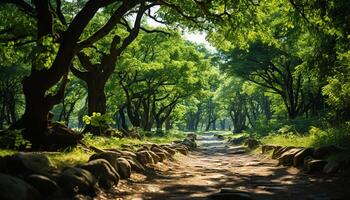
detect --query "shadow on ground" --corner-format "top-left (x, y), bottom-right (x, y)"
top-left (98, 132), bottom-right (350, 200)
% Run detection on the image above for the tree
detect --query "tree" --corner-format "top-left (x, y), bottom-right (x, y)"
top-left (1, 0), bottom-right (146, 148)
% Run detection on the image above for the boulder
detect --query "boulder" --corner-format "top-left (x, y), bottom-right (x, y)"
top-left (105, 149), bottom-right (136, 158)
top-left (151, 147), bottom-right (168, 161)
top-left (303, 159), bottom-right (328, 174)
top-left (57, 167), bottom-right (96, 196)
top-left (136, 151), bottom-right (154, 165)
top-left (245, 138), bottom-right (260, 149)
top-left (313, 145), bottom-right (344, 159)
top-left (272, 146), bottom-right (294, 159)
top-left (78, 159), bottom-right (119, 190)
top-left (186, 133), bottom-right (197, 141)
top-left (124, 157), bottom-right (145, 173)
top-left (228, 135), bottom-right (248, 144)
top-left (46, 122), bottom-right (82, 150)
top-left (161, 146), bottom-right (176, 156)
top-left (293, 148), bottom-right (314, 167)
top-left (148, 151), bottom-right (161, 164)
top-left (0, 173), bottom-right (40, 200)
top-left (151, 146), bottom-right (167, 154)
top-left (116, 158), bottom-right (132, 179)
top-left (155, 151), bottom-right (167, 162)
top-left (89, 152), bottom-right (120, 172)
top-left (2, 152), bottom-right (53, 176)
top-left (323, 160), bottom-right (341, 174)
top-left (182, 138), bottom-right (197, 149)
top-left (278, 148), bottom-right (303, 166)
top-left (26, 174), bottom-right (60, 197)
top-left (174, 146), bottom-right (188, 155)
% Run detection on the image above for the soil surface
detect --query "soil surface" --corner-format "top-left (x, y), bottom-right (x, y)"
top-left (97, 132), bottom-right (350, 200)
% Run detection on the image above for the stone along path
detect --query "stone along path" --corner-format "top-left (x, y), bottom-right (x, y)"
top-left (100, 132), bottom-right (350, 200)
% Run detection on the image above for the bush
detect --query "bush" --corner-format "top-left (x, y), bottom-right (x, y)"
top-left (0, 129), bottom-right (31, 150)
top-left (82, 112), bottom-right (113, 134)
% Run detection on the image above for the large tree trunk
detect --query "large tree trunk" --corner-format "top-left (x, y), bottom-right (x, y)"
top-left (12, 77), bottom-right (52, 148)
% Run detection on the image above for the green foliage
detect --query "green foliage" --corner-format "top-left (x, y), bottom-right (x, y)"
top-left (0, 129), bottom-right (31, 149)
top-left (260, 123), bottom-right (350, 149)
top-left (82, 112), bottom-right (113, 129)
top-left (33, 35), bottom-right (59, 70)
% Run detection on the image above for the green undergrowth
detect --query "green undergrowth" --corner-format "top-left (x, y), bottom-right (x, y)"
top-left (259, 125), bottom-right (350, 149)
top-left (0, 130), bottom-right (186, 169)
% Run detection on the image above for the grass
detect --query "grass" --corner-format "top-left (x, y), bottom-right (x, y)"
top-left (260, 126), bottom-right (350, 149)
top-left (0, 130), bottom-right (186, 169)
top-left (260, 133), bottom-right (314, 147)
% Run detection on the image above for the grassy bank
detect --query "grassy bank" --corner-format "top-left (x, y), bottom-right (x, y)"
top-left (0, 130), bottom-right (186, 168)
top-left (258, 126), bottom-right (350, 149)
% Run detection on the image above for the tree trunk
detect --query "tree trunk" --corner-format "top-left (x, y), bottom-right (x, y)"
top-left (205, 121), bottom-right (211, 131)
top-left (165, 118), bottom-right (172, 131)
top-left (212, 119), bottom-right (216, 130)
top-left (12, 77), bottom-right (51, 148)
top-left (117, 107), bottom-right (128, 130)
top-left (156, 120), bottom-right (163, 131)
top-left (84, 77), bottom-right (107, 134)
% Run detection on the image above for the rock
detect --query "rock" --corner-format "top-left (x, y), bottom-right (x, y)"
top-left (261, 145), bottom-right (280, 154)
top-left (136, 151), bottom-right (154, 165)
top-left (323, 160), bottom-right (341, 174)
top-left (58, 167), bottom-right (96, 196)
top-left (26, 174), bottom-right (60, 196)
top-left (272, 146), bottom-right (294, 159)
top-left (0, 173), bottom-right (40, 200)
top-left (186, 133), bottom-right (197, 141)
top-left (278, 148), bottom-right (303, 166)
top-left (245, 138), bottom-right (260, 149)
top-left (155, 151), bottom-right (167, 161)
top-left (124, 157), bottom-right (145, 173)
top-left (151, 147), bottom-right (168, 161)
top-left (174, 146), bottom-right (188, 155)
top-left (293, 148), bottom-right (314, 167)
top-left (313, 145), bottom-right (344, 159)
top-left (3, 152), bottom-right (53, 176)
top-left (105, 149), bottom-right (136, 158)
top-left (182, 138), bottom-right (197, 149)
top-left (209, 188), bottom-right (252, 200)
top-left (79, 159), bottom-right (119, 190)
top-left (116, 158), bottom-right (132, 179)
top-left (151, 146), bottom-right (167, 154)
top-left (304, 159), bottom-right (328, 173)
top-left (161, 146), bottom-right (176, 156)
top-left (89, 152), bottom-right (120, 172)
top-left (148, 151), bottom-right (160, 164)
top-left (46, 122), bottom-right (82, 150)
top-left (228, 135), bottom-right (248, 144)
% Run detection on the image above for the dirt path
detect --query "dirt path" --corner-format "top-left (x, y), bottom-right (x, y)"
top-left (98, 132), bottom-right (350, 200)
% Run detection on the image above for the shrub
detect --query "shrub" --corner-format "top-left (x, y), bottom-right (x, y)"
top-left (0, 129), bottom-right (31, 150)
top-left (82, 112), bottom-right (113, 134)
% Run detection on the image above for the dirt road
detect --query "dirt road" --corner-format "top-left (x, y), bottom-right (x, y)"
top-left (98, 132), bottom-right (350, 200)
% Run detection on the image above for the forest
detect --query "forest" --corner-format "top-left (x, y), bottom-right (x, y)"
top-left (0, 0), bottom-right (350, 199)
